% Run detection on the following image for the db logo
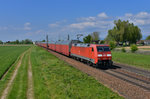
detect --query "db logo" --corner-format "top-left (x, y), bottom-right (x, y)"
top-left (103, 54), bottom-right (106, 56)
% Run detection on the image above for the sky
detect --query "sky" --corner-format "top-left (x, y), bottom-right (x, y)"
top-left (0, 0), bottom-right (150, 42)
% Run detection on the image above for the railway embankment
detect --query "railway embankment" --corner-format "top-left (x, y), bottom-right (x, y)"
top-left (45, 47), bottom-right (150, 99)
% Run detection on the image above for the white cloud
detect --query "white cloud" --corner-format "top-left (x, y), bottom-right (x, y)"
top-left (97, 12), bottom-right (108, 18)
top-left (25, 30), bottom-right (45, 36)
top-left (48, 20), bottom-right (67, 28)
top-left (0, 26), bottom-right (8, 30)
top-left (78, 16), bottom-right (96, 21)
top-left (119, 12), bottom-right (150, 26)
top-left (48, 23), bottom-right (59, 28)
top-left (47, 11), bottom-right (150, 40)
top-left (135, 19), bottom-right (145, 25)
top-left (67, 12), bottom-right (112, 30)
top-left (135, 12), bottom-right (150, 18)
top-left (125, 13), bottom-right (133, 17)
top-left (24, 22), bottom-right (31, 30)
top-left (69, 22), bottom-right (96, 29)
top-left (1, 12), bottom-right (150, 41)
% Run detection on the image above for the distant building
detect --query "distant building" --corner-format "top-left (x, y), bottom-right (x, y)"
top-left (136, 40), bottom-right (150, 45)
top-left (144, 40), bottom-right (150, 45)
top-left (136, 40), bottom-right (144, 45)
top-left (33, 42), bottom-right (35, 45)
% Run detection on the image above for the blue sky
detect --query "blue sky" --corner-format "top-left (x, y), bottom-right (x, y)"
top-left (0, 0), bottom-right (150, 41)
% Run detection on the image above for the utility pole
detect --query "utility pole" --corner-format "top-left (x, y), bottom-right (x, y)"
top-left (46, 35), bottom-right (49, 49)
top-left (68, 34), bottom-right (70, 40)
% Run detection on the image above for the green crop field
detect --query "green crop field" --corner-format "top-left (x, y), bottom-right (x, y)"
top-left (0, 46), bottom-right (30, 78)
top-left (30, 46), bottom-right (123, 99)
top-left (112, 51), bottom-right (150, 70)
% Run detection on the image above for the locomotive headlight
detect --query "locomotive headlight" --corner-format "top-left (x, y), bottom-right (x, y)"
top-left (98, 54), bottom-right (102, 57)
top-left (107, 54), bottom-right (111, 56)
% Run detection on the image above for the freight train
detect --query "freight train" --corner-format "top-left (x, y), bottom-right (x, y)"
top-left (36, 40), bottom-right (113, 67)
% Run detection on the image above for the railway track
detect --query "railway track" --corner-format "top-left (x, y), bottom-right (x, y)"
top-left (43, 47), bottom-right (150, 99)
top-left (113, 63), bottom-right (150, 78)
top-left (102, 69), bottom-right (150, 91)
top-left (97, 64), bottom-right (150, 91)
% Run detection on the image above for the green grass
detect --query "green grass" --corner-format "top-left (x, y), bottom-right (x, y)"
top-left (112, 51), bottom-right (150, 70)
top-left (7, 50), bottom-right (29, 99)
top-left (0, 46), bottom-right (30, 78)
top-left (0, 49), bottom-right (29, 97)
top-left (31, 46), bottom-right (123, 99)
top-left (0, 54), bottom-right (21, 97)
top-left (140, 48), bottom-right (150, 50)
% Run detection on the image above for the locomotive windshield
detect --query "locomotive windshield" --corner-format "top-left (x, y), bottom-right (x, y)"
top-left (97, 46), bottom-right (110, 52)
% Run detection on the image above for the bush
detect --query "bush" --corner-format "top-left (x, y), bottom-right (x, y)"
top-left (121, 47), bottom-right (126, 52)
top-left (130, 44), bottom-right (138, 52)
top-left (109, 41), bottom-right (116, 50)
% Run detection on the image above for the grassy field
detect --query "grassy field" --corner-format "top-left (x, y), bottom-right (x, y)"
top-left (0, 46), bottom-right (30, 78)
top-left (31, 46), bottom-right (123, 99)
top-left (140, 48), bottom-right (150, 50)
top-left (0, 46), bottom-right (123, 99)
top-left (112, 51), bottom-right (150, 70)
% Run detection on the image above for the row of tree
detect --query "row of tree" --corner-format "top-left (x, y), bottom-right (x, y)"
top-left (0, 39), bottom-right (33, 44)
top-left (105, 19), bottom-right (142, 44)
top-left (146, 35), bottom-right (150, 40)
top-left (83, 19), bottom-right (150, 45)
top-left (83, 32), bottom-right (100, 43)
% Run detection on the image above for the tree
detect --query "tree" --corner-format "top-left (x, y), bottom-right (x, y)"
top-left (105, 19), bottom-right (142, 45)
top-left (109, 41), bottom-right (116, 50)
top-left (20, 40), bottom-right (25, 44)
top-left (24, 39), bottom-right (33, 44)
top-left (146, 35), bottom-right (150, 40)
top-left (83, 35), bottom-right (92, 43)
top-left (15, 40), bottom-right (19, 44)
top-left (42, 40), bottom-right (46, 42)
top-left (100, 40), bottom-right (105, 44)
top-left (83, 32), bottom-right (100, 43)
top-left (91, 32), bottom-right (100, 41)
top-left (0, 40), bottom-right (3, 44)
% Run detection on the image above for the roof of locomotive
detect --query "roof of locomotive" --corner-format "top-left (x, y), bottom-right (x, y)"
top-left (72, 43), bottom-right (110, 47)
top-left (72, 43), bottom-right (90, 47)
top-left (91, 44), bottom-right (110, 47)
top-left (55, 40), bottom-right (71, 45)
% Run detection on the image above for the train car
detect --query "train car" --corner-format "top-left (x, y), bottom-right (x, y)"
top-left (48, 41), bottom-right (56, 51)
top-left (70, 43), bottom-right (112, 66)
top-left (55, 41), bottom-right (71, 56)
top-left (36, 42), bottom-right (47, 48)
top-left (41, 42), bottom-right (47, 48)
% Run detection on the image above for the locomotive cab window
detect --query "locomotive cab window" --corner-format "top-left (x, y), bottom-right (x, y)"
top-left (92, 48), bottom-right (94, 51)
top-left (104, 47), bottom-right (110, 51)
top-left (97, 46), bottom-right (110, 52)
top-left (97, 46), bottom-right (103, 52)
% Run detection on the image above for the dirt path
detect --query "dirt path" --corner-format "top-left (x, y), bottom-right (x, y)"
top-left (27, 54), bottom-right (34, 99)
top-left (0, 51), bottom-right (26, 99)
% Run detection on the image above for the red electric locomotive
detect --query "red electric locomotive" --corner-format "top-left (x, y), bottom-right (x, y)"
top-left (36, 40), bottom-right (113, 67)
top-left (71, 43), bottom-right (112, 66)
